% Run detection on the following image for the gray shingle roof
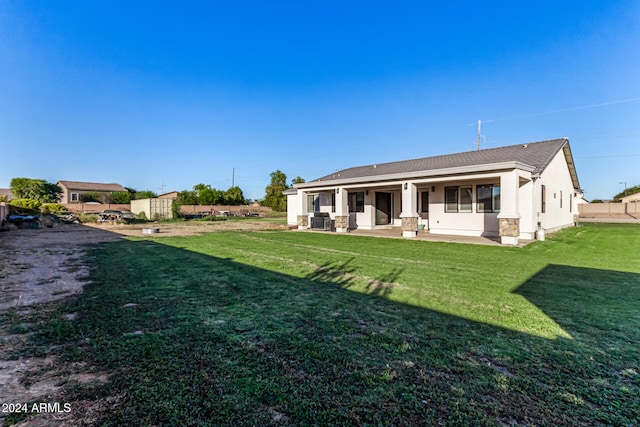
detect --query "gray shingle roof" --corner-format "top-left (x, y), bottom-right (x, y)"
top-left (57, 181), bottom-right (127, 192)
top-left (312, 138), bottom-right (574, 184)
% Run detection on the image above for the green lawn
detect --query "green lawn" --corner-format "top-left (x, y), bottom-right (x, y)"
top-left (5, 223), bottom-right (640, 426)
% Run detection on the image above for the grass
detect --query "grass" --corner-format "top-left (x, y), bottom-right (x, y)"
top-left (3, 223), bottom-right (640, 426)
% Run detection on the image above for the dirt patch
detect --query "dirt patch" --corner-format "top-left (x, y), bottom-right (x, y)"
top-left (85, 218), bottom-right (286, 237)
top-left (0, 220), bottom-right (286, 426)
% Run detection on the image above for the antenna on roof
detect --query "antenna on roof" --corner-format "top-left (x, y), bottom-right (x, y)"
top-left (477, 120), bottom-right (481, 151)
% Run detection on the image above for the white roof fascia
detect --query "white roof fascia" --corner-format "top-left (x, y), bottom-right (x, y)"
top-left (294, 161), bottom-right (535, 191)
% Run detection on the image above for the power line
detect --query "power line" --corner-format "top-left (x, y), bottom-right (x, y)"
top-left (575, 153), bottom-right (640, 159)
top-left (468, 96), bottom-right (640, 126)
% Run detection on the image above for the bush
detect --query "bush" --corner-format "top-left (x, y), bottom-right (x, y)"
top-left (78, 213), bottom-right (99, 223)
top-left (111, 191), bottom-right (132, 204)
top-left (41, 203), bottom-right (67, 213)
top-left (171, 202), bottom-right (182, 220)
top-left (10, 198), bottom-right (42, 210)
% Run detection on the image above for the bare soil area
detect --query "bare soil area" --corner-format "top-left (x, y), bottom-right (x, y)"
top-left (0, 220), bottom-right (286, 426)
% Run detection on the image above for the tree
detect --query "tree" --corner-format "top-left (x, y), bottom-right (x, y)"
top-left (10, 178), bottom-right (61, 203)
top-left (133, 190), bottom-right (158, 200)
top-left (111, 191), bottom-right (132, 203)
top-left (613, 184), bottom-right (640, 201)
top-left (80, 192), bottom-right (108, 203)
top-left (223, 186), bottom-right (246, 205)
top-left (291, 176), bottom-right (305, 185)
top-left (262, 170), bottom-right (288, 212)
top-left (177, 190), bottom-right (198, 205)
top-left (195, 185), bottom-right (221, 205)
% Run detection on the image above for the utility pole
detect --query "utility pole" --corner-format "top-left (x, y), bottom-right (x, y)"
top-left (232, 168), bottom-right (235, 188)
top-left (477, 120), bottom-right (481, 151)
top-left (619, 181), bottom-right (627, 197)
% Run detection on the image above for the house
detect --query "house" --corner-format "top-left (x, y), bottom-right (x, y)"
top-left (620, 191), bottom-right (640, 203)
top-left (57, 180), bottom-right (128, 204)
top-left (158, 191), bottom-right (179, 200)
top-left (286, 138), bottom-right (583, 245)
top-left (0, 189), bottom-right (13, 202)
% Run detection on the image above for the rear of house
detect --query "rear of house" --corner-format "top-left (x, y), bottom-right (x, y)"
top-left (286, 138), bottom-right (582, 245)
top-left (57, 180), bottom-right (127, 204)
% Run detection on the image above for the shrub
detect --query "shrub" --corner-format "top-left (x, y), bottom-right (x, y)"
top-left (78, 213), bottom-right (99, 223)
top-left (41, 203), bottom-right (67, 213)
top-left (171, 202), bottom-right (182, 220)
top-left (10, 198), bottom-right (42, 210)
top-left (111, 191), bottom-right (132, 204)
top-left (80, 192), bottom-right (107, 203)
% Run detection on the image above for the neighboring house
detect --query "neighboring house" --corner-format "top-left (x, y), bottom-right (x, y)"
top-left (57, 180), bottom-right (128, 204)
top-left (0, 189), bottom-right (13, 202)
top-left (286, 138), bottom-right (583, 245)
top-left (158, 191), bottom-right (179, 200)
top-left (620, 191), bottom-right (640, 203)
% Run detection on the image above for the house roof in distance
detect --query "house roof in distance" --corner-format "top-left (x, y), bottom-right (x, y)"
top-left (0, 189), bottom-right (13, 200)
top-left (305, 138), bottom-right (579, 189)
top-left (57, 180), bottom-right (127, 192)
top-left (620, 191), bottom-right (640, 203)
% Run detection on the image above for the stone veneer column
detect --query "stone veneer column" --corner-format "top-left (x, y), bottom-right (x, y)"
top-left (335, 187), bottom-right (349, 232)
top-left (335, 215), bottom-right (349, 233)
top-left (499, 217), bottom-right (520, 245)
top-left (401, 182), bottom-right (418, 238)
top-left (401, 216), bottom-right (418, 238)
top-left (497, 170), bottom-right (520, 245)
top-left (297, 215), bottom-right (309, 230)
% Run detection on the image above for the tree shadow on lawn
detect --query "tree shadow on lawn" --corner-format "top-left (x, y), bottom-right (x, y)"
top-left (304, 257), bottom-right (403, 298)
top-left (513, 264), bottom-right (640, 342)
top-left (7, 236), bottom-right (640, 427)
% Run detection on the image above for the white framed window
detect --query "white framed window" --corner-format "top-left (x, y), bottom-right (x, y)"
top-left (445, 186), bottom-right (472, 213)
top-left (71, 193), bottom-right (79, 202)
top-left (307, 194), bottom-right (320, 213)
top-left (477, 184), bottom-right (500, 213)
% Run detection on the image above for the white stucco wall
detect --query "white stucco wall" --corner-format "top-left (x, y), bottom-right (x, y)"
top-left (428, 179), bottom-right (501, 237)
top-left (517, 179), bottom-right (536, 239)
top-left (286, 193), bottom-right (300, 225)
top-left (534, 150), bottom-right (578, 234)
top-left (286, 147), bottom-right (578, 240)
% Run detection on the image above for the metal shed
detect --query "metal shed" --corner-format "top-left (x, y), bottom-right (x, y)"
top-left (131, 198), bottom-right (173, 220)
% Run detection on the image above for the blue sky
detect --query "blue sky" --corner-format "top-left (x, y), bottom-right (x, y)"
top-left (1, 1), bottom-right (639, 200)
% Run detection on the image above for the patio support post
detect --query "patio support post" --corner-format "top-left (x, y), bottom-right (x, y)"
top-left (400, 182), bottom-right (418, 238)
top-left (297, 191), bottom-right (309, 230)
top-left (335, 187), bottom-right (349, 232)
top-left (497, 170), bottom-right (520, 245)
